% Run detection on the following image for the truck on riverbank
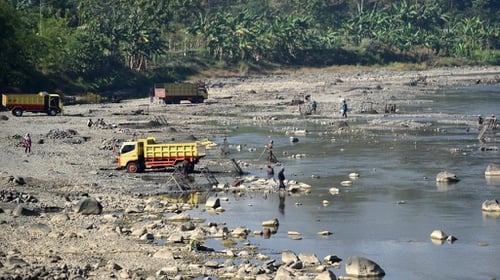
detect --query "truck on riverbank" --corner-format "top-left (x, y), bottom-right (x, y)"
top-left (2, 92), bottom-right (63, 117)
top-left (117, 137), bottom-right (206, 173)
top-left (153, 82), bottom-right (208, 104)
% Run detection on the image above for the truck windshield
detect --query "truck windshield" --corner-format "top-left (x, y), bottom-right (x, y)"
top-left (120, 144), bottom-right (135, 154)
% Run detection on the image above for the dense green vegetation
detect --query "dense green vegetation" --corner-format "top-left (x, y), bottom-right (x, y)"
top-left (1, 0), bottom-right (498, 97)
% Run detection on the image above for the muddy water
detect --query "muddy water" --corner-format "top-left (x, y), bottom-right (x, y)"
top-left (196, 85), bottom-right (500, 279)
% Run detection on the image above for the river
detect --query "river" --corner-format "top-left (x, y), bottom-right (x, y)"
top-left (195, 84), bottom-right (500, 279)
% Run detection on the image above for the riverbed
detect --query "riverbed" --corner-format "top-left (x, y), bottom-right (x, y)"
top-left (197, 84), bottom-right (500, 280)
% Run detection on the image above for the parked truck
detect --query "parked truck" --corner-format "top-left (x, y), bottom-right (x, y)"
top-left (117, 137), bottom-right (206, 173)
top-left (2, 92), bottom-right (63, 117)
top-left (153, 82), bottom-right (208, 104)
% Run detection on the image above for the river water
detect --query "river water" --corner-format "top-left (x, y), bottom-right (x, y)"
top-left (194, 84), bottom-right (500, 279)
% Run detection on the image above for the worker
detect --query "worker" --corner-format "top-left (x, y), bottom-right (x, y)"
top-left (478, 115), bottom-right (484, 125)
top-left (489, 114), bottom-right (496, 128)
top-left (182, 159), bottom-right (190, 179)
top-left (278, 168), bottom-right (286, 190)
top-left (220, 137), bottom-right (230, 156)
top-left (267, 140), bottom-right (273, 151)
top-left (266, 165), bottom-right (275, 179)
top-left (342, 100), bottom-right (348, 118)
top-left (311, 100), bottom-right (317, 114)
top-left (23, 133), bottom-right (32, 153)
top-left (268, 150), bottom-right (276, 163)
top-left (87, 118), bottom-right (93, 128)
top-left (266, 140), bottom-right (276, 163)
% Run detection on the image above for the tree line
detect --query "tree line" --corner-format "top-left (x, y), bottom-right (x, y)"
top-left (0, 0), bottom-right (498, 95)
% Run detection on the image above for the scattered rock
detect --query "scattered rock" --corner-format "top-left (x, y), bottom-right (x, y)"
top-left (167, 213), bottom-right (190, 222)
top-left (205, 196), bottom-right (221, 209)
top-left (281, 250), bottom-right (299, 265)
top-left (345, 256), bottom-right (385, 277)
top-left (430, 229), bottom-right (448, 240)
top-left (436, 171), bottom-right (460, 182)
top-left (485, 163), bottom-right (500, 176)
top-left (299, 253), bottom-right (321, 266)
top-left (482, 200), bottom-right (500, 212)
top-left (29, 223), bottom-right (52, 235)
top-left (324, 255), bottom-right (342, 265)
top-left (262, 218), bottom-right (279, 227)
top-left (74, 198), bottom-right (103, 215)
top-left (13, 205), bottom-right (39, 216)
top-left (329, 187), bottom-right (340, 195)
top-left (153, 248), bottom-right (175, 260)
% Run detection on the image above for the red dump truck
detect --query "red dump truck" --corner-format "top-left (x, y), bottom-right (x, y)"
top-left (2, 92), bottom-right (63, 116)
top-left (153, 82), bottom-right (208, 104)
top-left (117, 137), bottom-right (206, 173)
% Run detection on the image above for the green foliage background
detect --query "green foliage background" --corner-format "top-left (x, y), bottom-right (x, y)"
top-left (1, 0), bottom-right (498, 97)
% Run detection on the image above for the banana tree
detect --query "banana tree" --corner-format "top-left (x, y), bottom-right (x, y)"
top-left (78, 0), bottom-right (168, 71)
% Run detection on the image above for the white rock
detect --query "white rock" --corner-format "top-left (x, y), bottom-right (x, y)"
top-left (436, 171), bottom-right (459, 182)
top-left (485, 163), bottom-right (500, 176)
top-left (329, 187), bottom-right (340, 195)
top-left (262, 218), bottom-right (279, 227)
top-left (340, 180), bottom-right (352, 186)
top-left (345, 256), bottom-right (385, 277)
top-left (430, 229), bottom-right (448, 240)
top-left (482, 200), bottom-right (500, 212)
top-left (348, 172), bottom-right (360, 179)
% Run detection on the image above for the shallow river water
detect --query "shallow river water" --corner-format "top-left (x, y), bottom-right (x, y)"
top-left (195, 84), bottom-right (500, 279)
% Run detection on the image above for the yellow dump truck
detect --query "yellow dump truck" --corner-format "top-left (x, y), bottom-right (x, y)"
top-left (117, 137), bottom-right (206, 173)
top-left (153, 82), bottom-right (208, 104)
top-left (2, 92), bottom-right (63, 117)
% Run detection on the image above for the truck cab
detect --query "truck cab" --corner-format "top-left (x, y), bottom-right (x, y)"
top-left (117, 139), bottom-right (148, 173)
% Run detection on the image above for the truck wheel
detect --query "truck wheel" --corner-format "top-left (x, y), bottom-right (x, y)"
top-left (126, 162), bottom-right (139, 173)
top-left (12, 108), bottom-right (23, 117)
top-left (48, 109), bottom-right (58, 116)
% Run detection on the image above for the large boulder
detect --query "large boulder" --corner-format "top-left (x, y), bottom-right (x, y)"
top-left (436, 171), bottom-right (459, 182)
top-left (281, 250), bottom-right (299, 265)
top-left (345, 256), bottom-right (385, 277)
top-left (74, 198), bottom-right (103, 215)
top-left (167, 213), bottom-right (190, 222)
top-left (205, 196), bottom-right (220, 209)
top-left (430, 229), bottom-right (448, 240)
top-left (299, 253), bottom-right (321, 266)
top-left (13, 205), bottom-right (39, 216)
top-left (482, 200), bottom-right (500, 212)
top-left (485, 163), bottom-right (500, 177)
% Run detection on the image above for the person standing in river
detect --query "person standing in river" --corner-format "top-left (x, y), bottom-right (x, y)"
top-left (266, 165), bottom-right (275, 179)
top-left (342, 100), bottom-right (348, 118)
top-left (278, 168), bottom-right (286, 190)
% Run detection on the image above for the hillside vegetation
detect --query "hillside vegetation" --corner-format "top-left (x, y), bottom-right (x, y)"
top-left (0, 0), bottom-right (498, 98)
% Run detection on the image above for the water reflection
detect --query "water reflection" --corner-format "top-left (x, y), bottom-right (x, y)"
top-left (482, 211), bottom-right (500, 219)
top-left (279, 191), bottom-right (286, 215)
top-left (436, 181), bottom-right (458, 191)
top-left (485, 176), bottom-right (500, 186)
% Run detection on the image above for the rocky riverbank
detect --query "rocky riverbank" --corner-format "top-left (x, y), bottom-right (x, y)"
top-left (1, 66), bottom-right (499, 279)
